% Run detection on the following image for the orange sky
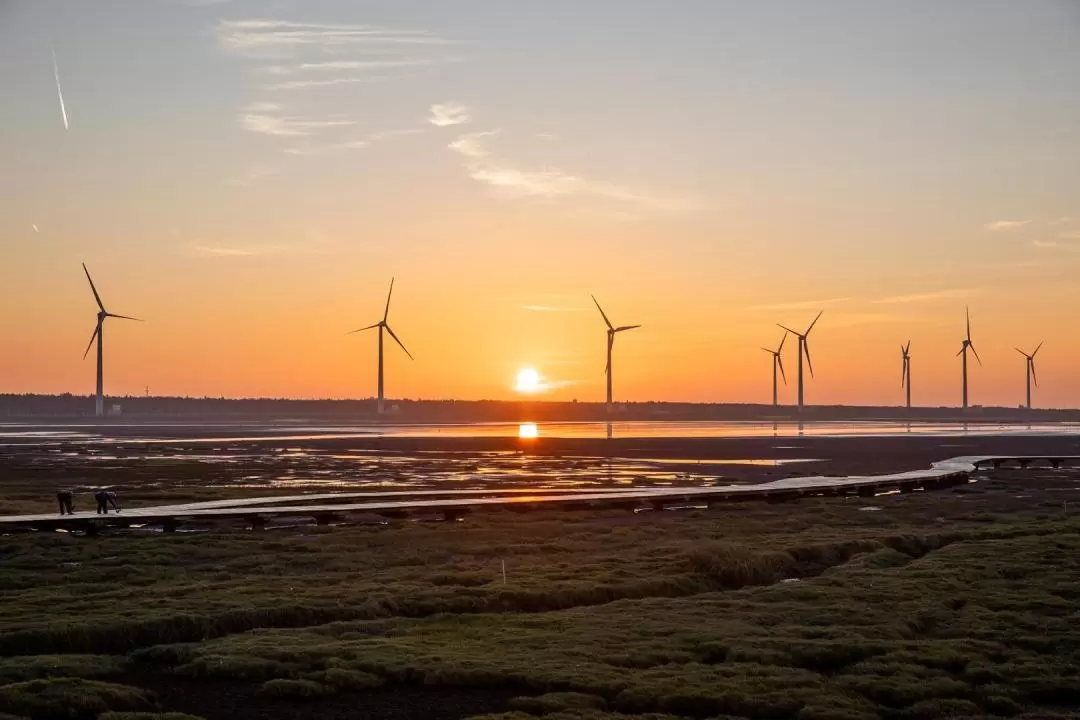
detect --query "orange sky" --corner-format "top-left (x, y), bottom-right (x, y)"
top-left (1, 2), bottom-right (1079, 407)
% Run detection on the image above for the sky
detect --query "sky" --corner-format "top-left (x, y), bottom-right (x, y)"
top-left (1, 0), bottom-right (1079, 407)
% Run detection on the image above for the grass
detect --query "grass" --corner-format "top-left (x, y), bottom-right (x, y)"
top-left (1, 468), bottom-right (1079, 719)
top-left (0, 679), bottom-right (157, 720)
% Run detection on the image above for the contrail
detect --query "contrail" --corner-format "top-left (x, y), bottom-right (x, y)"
top-left (52, 48), bottom-right (69, 130)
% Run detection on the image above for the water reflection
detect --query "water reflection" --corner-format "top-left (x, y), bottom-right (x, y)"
top-left (518, 423), bottom-right (538, 439)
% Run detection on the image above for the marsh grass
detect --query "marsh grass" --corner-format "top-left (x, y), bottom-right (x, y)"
top-left (2, 469), bottom-right (1080, 719)
top-left (0, 679), bottom-right (157, 720)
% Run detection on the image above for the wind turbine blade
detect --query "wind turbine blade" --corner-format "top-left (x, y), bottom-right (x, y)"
top-left (1015, 347), bottom-right (1026, 358)
top-left (777, 324), bottom-right (799, 336)
top-left (777, 331), bottom-right (787, 353)
top-left (82, 263), bottom-right (105, 312)
top-left (347, 322), bottom-right (380, 334)
top-left (904, 340), bottom-right (911, 355)
top-left (805, 310), bottom-right (823, 335)
top-left (1033, 341), bottom-right (1043, 357)
top-left (82, 324), bottom-right (100, 359)
top-left (591, 295), bottom-right (614, 330)
top-left (1031, 359), bottom-right (1038, 387)
top-left (614, 324), bottom-right (641, 332)
top-left (383, 278), bottom-right (394, 322)
top-left (777, 355), bottom-right (787, 384)
top-left (384, 324), bottom-right (413, 360)
top-left (804, 339), bottom-right (814, 378)
top-left (970, 343), bottom-right (982, 366)
top-left (956, 347), bottom-right (964, 358)
top-left (965, 305), bottom-right (971, 342)
top-left (902, 360), bottom-right (907, 388)
top-left (760, 347), bottom-right (773, 354)
top-left (106, 313), bottom-right (141, 322)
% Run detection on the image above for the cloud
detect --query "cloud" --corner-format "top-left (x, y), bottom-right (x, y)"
top-left (264, 58), bottom-right (457, 75)
top-left (227, 164), bottom-right (282, 186)
top-left (745, 297), bottom-right (851, 312)
top-left (429, 102), bottom-right (470, 127)
top-left (826, 312), bottom-right (908, 329)
top-left (188, 244), bottom-right (260, 257)
top-left (32, 224), bottom-right (39, 233)
top-left (983, 220), bottom-right (1030, 231)
top-left (1059, 230), bottom-right (1080, 240)
top-left (1048, 217), bottom-right (1073, 227)
top-left (872, 288), bottom-right (980, 304)
top-left (266, 75), bottom-right (398, 91)
top-left (239, 104), bottom-right (355, 136)
top-left (448, 130), bottom-right (692, 214)
top-left (284, 128), bottom-right (421, 156)
top-left (217, 20), bottom-right (458, 55)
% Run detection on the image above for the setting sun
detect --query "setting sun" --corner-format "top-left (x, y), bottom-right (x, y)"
top-left (514, 367), bottom-right (544, 394)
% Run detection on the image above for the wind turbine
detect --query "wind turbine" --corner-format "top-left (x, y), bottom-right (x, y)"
top-left (957, 305), bottom-right (981, 410)
top-left (81, 263), bottom-right (141, 418)
top-left (777, 311), bottom-right (822, 411)
top-left (592, 295), bottom-right (640, 412)
top-left (1015, 342), bottom-right (1042, 410)
top-left (901, 341), bottom-right (912, 409)
top-left (761, 332), bottom-right (787, 407)
top-left (349, 278), bottom-right (413, 415)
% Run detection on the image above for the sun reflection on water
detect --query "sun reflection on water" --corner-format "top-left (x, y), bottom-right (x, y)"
top-left (518, 423), bottom-right (539, 439)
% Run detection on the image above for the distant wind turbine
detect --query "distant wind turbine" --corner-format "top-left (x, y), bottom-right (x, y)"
top-left (592, 295), bottom-right (640, 413)
top-left (82, 264), bottom-right (141, 417)
top-left (1015, 342), bottom-right (1043, 410)
top-left (349, 278), bottom-right (412, 415)
top-left (761, 331), bottom-right (787, 407)
top-left (901, 341), bottom-right (912, 409)
top-left (957, 305), bottom-right (981, 409)
top-left (778, 311), bottom-right (822, 411)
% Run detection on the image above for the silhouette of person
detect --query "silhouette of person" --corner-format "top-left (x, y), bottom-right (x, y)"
top-left (57, 491), bottom-right (74, 515)
top-left (94, 491), bottom-right (119, 514)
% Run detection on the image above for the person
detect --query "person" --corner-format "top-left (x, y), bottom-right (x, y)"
top-left (57, 490), bottom-right (74, 515)
top-left (94, 490), bottom-right (120, 514)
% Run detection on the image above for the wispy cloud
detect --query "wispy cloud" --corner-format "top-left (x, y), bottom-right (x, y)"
top-left (983, 219), bottom-right (1030, 231)
top-left (32, 224), bottom-right (39, 233)
top-left (266, 75), bottom-right (396, 91)
top-left (745, 297), bottom-right (851, 312)
top-left (448, 130), bottom-right (692, 215)
top-left (217, 20), bottom-right (458, 55)
top-left (1033, 240), bottom-right (1060, 249)
top-left (1059, 230), bottom-right (1080, 240)
top-left (239, 103), bottom-right (355, 136)
top-left (429, 102), bottom-right (471, 127)
top-left (187, 239), bottom-right (333, 258)
top-left (226, 163), bottom-right (282, 187)
top-left (284, 128), bottom-right (421, 156)
top-left (189, 244), bottom-right (260, 257)
top-left (827, 312), bottom-right (908, 329)
top-left (872, 288), bottom-right (980, 304)
top-left (264, 58), bottom-right (455, 75)
top-left (1048, 217), bottom-right (1073, 227)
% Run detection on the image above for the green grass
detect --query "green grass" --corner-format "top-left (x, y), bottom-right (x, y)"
top-left (1, 468), bottom-right (1079, 719)
top-left (0, 679), bottom-right (157, 720)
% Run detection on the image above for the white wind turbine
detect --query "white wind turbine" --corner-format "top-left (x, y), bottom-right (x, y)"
top-left (1015, 342), bottom-right (1043, 410)
top-left (901, 341), bottom-right (912, 409)
top-left (957, 305), bottom-right (981, 409)
top-left (81, 264), bottom-right (141, 417)
top-left (761, 332), bottom-right (787, 407)
top-left (777, 311), bottom-right (822, 411)
top-left (592, 295), bottom-right (640, 413)
top-left (349, 278), bottom-right (413, 414)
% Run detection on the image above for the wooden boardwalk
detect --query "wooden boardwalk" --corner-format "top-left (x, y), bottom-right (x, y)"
top-left (1, 455), bottom-right (1075, 534)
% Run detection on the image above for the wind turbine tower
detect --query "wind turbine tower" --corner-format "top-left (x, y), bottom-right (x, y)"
top-left (349, 278), bottom-right (413, 414)
top-left (761, 332), bottom-right (787, 407)
top-left (592, 295), bottom-right (640, 413)
top-left (901, 341), bottom-right (912, 409)
top-left (957, 305), bottom-right (982, 410)
top-left (777, 311), bottom-right (822, 411)
top-left (81, 264), bottom-right (141, 418)
top-left (1016, 342), bottom-right (1043, 410)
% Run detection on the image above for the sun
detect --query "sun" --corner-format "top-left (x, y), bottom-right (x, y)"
top-left (514, 367), bottom-right (543, 394)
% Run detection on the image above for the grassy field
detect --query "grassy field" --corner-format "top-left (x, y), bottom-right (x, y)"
top-left (1, 467), bottom-right (1078, 720)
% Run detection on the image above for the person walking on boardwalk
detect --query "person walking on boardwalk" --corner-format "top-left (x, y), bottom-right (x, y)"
top-left (56, 490), bottom-right (74, 515)
top-left (95, 490), bottom-right (120, 514)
